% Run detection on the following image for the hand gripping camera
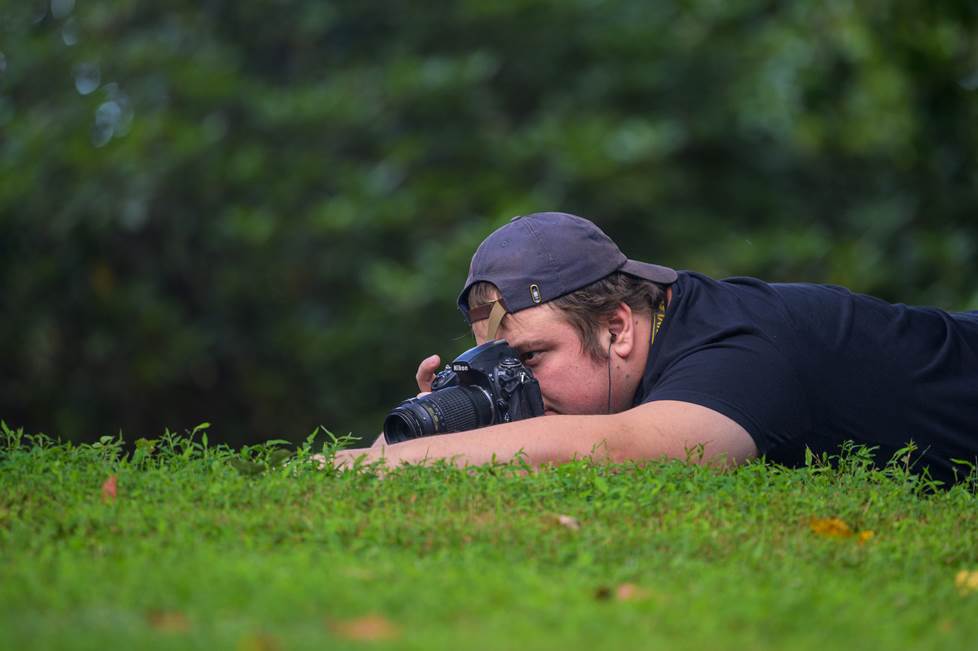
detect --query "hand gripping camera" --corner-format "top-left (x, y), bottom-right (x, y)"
top-left (383, 340), bottom-right (545, 444)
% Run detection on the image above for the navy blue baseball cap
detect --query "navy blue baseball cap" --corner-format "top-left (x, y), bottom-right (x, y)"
top-left (458, 212), bottom-right (677, 328)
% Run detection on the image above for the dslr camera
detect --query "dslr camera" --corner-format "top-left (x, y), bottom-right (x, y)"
top-left (383, 340), bottom-right (545, 443)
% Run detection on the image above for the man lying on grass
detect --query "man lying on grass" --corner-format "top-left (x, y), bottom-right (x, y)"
top-left (333, 212), bottom-right (978, 483)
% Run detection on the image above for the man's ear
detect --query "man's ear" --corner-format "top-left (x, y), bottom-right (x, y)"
top-left (605, 302), bottom-right (635, 357)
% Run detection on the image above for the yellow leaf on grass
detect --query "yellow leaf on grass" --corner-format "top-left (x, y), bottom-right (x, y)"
top-left (955, 570), bottom-right (978, 595)
top-left (857, 530), bottom-right (875, 544)
top-left (809, 517), bottom-right (852, 538)
top-left (329, 615), bottom-right (400, 641)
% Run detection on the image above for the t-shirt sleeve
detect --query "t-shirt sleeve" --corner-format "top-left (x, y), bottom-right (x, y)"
top-left (637, 336), bottom-right (811, 454)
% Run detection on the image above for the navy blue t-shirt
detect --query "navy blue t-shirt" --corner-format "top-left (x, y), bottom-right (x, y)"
top-left (633, 272), bottom-right (978, 482)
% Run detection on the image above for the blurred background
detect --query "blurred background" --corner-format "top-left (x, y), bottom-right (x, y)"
top-left (1, 0), bottom-right (976, 446)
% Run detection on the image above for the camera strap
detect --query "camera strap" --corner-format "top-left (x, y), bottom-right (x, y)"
top-left (649, 301), bottom-right (666, 348)
top-left (609, 301), bottom-right (667, 414)
top-left (485, 300), bottom-right (507, 340)
top-left (475, 298), bottom-right (665, 343)
top-left (467, 300), bottom-right (509, 340)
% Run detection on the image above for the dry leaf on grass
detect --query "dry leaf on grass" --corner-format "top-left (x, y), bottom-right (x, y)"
top-left (955, 570), bottom-right (978, 595)
top-left (329, 614), bottom-right (400, 641)
top-left (341, 567), bottom-right (376, 581)
top-left (809, 517), bottom-right (875, 543)
top-left (146, 610), bottom-right (190, 633)
top-left (615, 583), bottom-right (650, 601)
top-left (557, 514), bottom-right (580, 531)
top-left (594, 583), bottom-right (652, 602)
top-left (857, 530), bottom-right (875, 544)
top-left (236, 633), bottom-right (281, 651)
top-left (809, 517), bottom-right (852, 538)
top-left (101, 475), bottom-right (117, 502)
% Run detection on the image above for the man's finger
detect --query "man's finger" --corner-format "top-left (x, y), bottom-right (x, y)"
top-left (415, 354), bottom-right (441, 392)
top-left (331, 449), bottom-right (363, 470)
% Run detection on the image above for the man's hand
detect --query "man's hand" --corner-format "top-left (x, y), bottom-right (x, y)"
top-left (310, 354), bottom-right (441, 471)
top-left (311, 444), bottom-right (391, 471)
top-left (415, 354), bottom-right (441, 393)
top-left (332, 446), bottom-right (385, 469)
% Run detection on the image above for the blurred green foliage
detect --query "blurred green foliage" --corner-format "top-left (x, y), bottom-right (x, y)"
top-left (1, 0), bottom-right (976, 444)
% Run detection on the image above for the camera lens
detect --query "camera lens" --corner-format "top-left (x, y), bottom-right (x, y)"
top-left (383, 385), bottom-right (494, 443)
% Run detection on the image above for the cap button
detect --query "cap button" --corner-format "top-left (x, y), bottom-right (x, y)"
top-left (510, 215), bottom-right (523, 222)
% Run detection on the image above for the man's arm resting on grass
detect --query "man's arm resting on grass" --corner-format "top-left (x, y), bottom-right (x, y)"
top-left (334, 401), bottom-right (758, 468)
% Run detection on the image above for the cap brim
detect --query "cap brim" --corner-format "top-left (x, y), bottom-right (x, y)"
top-left (620, 259), bottom-right (678, 284)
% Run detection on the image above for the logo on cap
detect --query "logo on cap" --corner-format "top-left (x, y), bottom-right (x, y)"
top-left (529, 284), bottom-right (542, 304)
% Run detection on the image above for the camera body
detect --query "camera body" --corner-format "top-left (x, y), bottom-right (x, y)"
top-left (383, 340), bottom-right (545, 443)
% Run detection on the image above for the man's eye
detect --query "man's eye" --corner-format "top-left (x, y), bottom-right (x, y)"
top-left (521, 351), bottom-right (539, 363)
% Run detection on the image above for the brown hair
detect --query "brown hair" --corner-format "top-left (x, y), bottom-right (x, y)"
top-left (467, 273), bottom-right (666, 360)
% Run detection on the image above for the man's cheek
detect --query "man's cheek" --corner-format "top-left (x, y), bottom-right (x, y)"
top-left (470, 323), bottom-right (489, 344)
top-left (536, 378), bottom-right (561, 410)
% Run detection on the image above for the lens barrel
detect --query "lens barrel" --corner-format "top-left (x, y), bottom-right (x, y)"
top-left (383, 385), bottom-right (495, 443)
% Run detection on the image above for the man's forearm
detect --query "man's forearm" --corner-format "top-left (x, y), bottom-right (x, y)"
top-left (372, 409), bottom-right (684, 467)
top-left (336, 401), bottom-right (756, 469)
top-left (380, 415), bottom-right (615, 466)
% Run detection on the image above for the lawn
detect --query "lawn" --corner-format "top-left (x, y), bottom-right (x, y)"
top-left (2, 423), bottom-right (977, 650)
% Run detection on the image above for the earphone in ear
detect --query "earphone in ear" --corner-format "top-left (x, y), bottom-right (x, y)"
top-left (609, 331), bottom-right (618, 341)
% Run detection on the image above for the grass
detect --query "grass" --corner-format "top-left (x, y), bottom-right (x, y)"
top-left (2, 422), bottom-right (978, 650)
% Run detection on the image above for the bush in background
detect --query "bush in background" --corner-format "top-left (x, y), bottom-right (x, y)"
top-left (1, 0), bottom-right (976, 444)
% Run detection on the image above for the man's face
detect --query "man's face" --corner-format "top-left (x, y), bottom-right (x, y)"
top-left (472, 304), bottom-right (610, 416)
